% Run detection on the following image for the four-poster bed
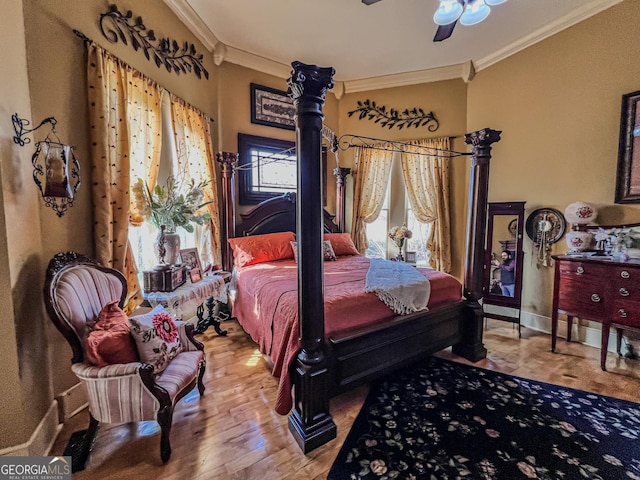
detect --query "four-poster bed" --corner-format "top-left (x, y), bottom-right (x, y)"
top-left (217, 61), bottom-right (501, 453)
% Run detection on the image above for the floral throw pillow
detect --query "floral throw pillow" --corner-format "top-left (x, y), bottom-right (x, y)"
top-left (290, 240), bottom-right (337, 262)
top-left (129, 305), bottom-right (182, 374)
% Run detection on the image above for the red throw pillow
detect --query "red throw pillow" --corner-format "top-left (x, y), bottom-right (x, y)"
top-left (228, 231), bottom-right (296, 268)
top-left (324, 233), bottom-right (359, 256)
top-left (85, 301), bottom-right (140, 367)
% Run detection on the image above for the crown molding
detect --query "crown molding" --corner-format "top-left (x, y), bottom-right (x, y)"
top-left (474, 0), bottom-right (623, 72)
top-left (223, 46), bottom-right (292, 79)
top-left (163, 0), bottom-right (219, 51)
top-left (166, 0), bottom-right (622, 92)
top-left (343, 63), bottom-right (468, 94)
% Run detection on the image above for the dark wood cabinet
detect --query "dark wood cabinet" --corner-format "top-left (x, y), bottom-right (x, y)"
top-left (551, 255), bottom-right (640, 370)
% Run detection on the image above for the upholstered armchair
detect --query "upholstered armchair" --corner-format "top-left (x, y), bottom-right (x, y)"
top-left (44, 252), bottom-right (206, 470)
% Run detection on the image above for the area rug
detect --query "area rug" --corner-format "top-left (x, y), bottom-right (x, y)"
top-left (328, 356), bottom-right (640, 480)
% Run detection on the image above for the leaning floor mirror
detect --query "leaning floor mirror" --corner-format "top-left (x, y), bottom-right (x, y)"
top-left (483, 202), bottom-right (526, 336)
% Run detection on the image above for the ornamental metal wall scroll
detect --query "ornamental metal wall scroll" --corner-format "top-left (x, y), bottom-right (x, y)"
top-left (347, 99), bottom-right (439, 131)
top-left (99, 4), bottom-right (209, 79)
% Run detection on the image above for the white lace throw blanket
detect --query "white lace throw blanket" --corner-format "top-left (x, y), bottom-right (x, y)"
top-left (364, 258), bottom-right (431, 315)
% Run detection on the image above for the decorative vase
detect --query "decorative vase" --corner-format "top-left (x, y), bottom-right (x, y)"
top-left (395, 238), bottom-right (405, 262)
top-left (154, 225), bottom-right (181, 265)
top-left (565, 230), bottom-right (594, 253)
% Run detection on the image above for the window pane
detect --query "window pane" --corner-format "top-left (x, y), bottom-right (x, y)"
top-left (365, 183), bottom-right (390, 259)
top-left (250, 148), bottom-right (296, 193)
top-left (406, 208), bottom-right (432, 266)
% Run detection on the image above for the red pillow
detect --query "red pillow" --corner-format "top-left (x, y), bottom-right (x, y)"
top-left (229, 232), bottom-right (295, 268)
top-left (85, 301), bottom-right (139, 367)
top-left (324, 233), bottom-right (359, 256)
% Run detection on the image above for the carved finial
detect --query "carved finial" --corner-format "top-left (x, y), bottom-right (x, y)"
top-left (216, 151), bottom-right (238, 166)
top-left (287, 61), bottom-right (335, 103)
top-left (333, 167), bottom-right (351, 186)
top-left (465, 128), bottom-right (502, 149)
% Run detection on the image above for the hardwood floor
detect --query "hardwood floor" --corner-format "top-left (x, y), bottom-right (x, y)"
top-left (51, 319), bottom-right (640, 479)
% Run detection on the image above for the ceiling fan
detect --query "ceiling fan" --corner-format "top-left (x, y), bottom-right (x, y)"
top-left (361, 0), bottom-right (508, 42)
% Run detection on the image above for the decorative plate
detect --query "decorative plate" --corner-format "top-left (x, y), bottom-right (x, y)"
top-left (508, 218), bottom-right (518, 238)
top-left (525, 208), bottom-right (566, 245)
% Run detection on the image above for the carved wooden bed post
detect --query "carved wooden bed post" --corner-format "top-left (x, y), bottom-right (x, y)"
top-left (216, 152), bottom-right (238, 272)
top-left (287, 61), bottom-right (337, 452)
top-left (452, 128), bottom-right (502, 361)
top-left (333, 167), bottom-right (351, 232)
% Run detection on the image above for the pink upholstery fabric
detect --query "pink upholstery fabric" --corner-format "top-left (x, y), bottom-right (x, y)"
top-left (52, 266), bottom-right (124, 350)
top-left (156, 351), bottom-right (204, 399)
top-left (69, 313), bottom-right (203, 424)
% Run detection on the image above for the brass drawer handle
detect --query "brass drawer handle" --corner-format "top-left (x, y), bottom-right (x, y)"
top-left (619, 309), bottom-right (628, 318)
top-left (576, 266), bottom-right (585, 274)
top-left (621, 271), bottom-right (630, 279)
top-left (619, 288), bottom-right (630, 296)
top-left (591, 294), bottom-right (601, 303)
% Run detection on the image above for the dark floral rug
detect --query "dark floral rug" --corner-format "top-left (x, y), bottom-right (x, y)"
top-left (328, 356), bottom-right (640, 480)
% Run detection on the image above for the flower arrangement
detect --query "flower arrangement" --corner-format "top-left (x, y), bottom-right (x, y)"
top-left (388, 224), bottom-right (413, 248)
top-left (593, 227), bottom-right (639, 254)
top-left (131, 176), bottom-right (212, 233)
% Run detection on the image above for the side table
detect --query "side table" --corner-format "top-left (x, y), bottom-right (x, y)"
top-left (143, 273), bottom-right (228, 336)
top-left (194, 271), bottom-right (231, 335)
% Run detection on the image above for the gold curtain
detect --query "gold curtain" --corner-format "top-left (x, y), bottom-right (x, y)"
top-left (400, 137), bottom-right (451, 272)
top-left (351, 145), bottom-right (393, 253)
top-left (169, 94), bottom-right (222, 267)
top-left (87, 43), bottom-right (163, 312)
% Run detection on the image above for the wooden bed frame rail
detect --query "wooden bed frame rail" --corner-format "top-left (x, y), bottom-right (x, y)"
top-left (216, 61), bottom-right (501, 453)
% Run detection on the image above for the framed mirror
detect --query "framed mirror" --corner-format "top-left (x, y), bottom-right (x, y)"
top-left (483, 202), bottom-right (526, 335)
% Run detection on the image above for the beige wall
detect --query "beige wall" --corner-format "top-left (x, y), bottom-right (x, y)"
top-left (0, 0), bottom-right (220, 450)
top-left (217, 62), bottom-right (339, 218)
top-left (468, 0), bottom-right (640, 318)
top-left (5, 0), bottom-right (640, 454)
top-left (0, 0), bottom-right (33, 449)
top-left (338, 80), bottom-right (468, 279)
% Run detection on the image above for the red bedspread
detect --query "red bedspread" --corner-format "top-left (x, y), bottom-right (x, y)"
top-left (231, 255), bottom-right (462, 414)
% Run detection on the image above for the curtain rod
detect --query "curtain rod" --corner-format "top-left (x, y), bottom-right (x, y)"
top-left (336, 133), bottom-right (471, 158)
top-left (72, 29), bottom-right (215, 124)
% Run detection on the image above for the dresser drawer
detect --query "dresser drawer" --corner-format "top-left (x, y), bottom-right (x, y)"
top-left (612, 300), bottom-right (640, 328)
top-left (558, 261), bottom-right (610, 278)
top-left (556, 275), bottom-right (609, 319)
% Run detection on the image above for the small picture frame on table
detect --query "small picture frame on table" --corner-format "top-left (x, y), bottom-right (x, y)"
top-left (250, 83), bottom-right (295, 130)
top-left (179, 248), bottom-right (202, 272)
top-left (189, 267), bottom-right (202, 283)
top-left (405, 251), bottom-right (417, 265)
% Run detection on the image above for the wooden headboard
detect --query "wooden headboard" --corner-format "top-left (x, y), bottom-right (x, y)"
top-left (235, 192), bottom-right (341, 237)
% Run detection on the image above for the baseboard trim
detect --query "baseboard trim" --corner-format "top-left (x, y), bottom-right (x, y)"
top-left (519, 311), bottom-right (620, 353)
top-left (0, 400), bottom-right (61, 457)
top-left (0, 383), bottom-right (88, 458)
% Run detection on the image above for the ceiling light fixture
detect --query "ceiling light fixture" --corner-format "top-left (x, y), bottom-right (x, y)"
top-left (433, 0), bottom-right (507, 28)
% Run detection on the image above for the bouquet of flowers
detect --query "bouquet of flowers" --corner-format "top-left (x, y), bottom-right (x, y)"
top-left (131, 175), bottom-right (212, 233)
top-left (388, 224), bottom-right (413, 248)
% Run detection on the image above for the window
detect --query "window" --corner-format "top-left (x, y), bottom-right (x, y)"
top-left (405, 206), bottom-right (432, 267)
top-left (237, 133), bottom-right (327, 205)
top-left (365, 181), bottom-right (390, 259)
top-left (364, 153), bottom-right (431, 265)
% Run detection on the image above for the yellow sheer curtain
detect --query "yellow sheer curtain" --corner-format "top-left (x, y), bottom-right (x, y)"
top-left (87, 43), bottom-right (163, 312)
top-left (351, 145), bottom-right (393, 253)
top-left (169, 94), bottom-right (222, 267)
top-left (400, 137), bottom-right (451, 272)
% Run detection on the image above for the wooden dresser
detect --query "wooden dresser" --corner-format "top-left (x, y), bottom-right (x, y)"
top-left (551, 254), bottom-right (640, 370)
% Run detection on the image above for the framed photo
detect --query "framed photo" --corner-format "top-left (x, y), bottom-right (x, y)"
top-left (615, 89), bottom-right (640, 203)
top-left (405, 251), bottom-right (417, 265)
top-left (179, 248), bottom-right (202, 271)
top-left (250, 83), bottom-right (295, 130)
top-left (189, 267), bottom-right (202, 283)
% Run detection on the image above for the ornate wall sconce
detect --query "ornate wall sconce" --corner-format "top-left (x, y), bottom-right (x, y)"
top-left (12, 113), bottom-right (80, 217)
